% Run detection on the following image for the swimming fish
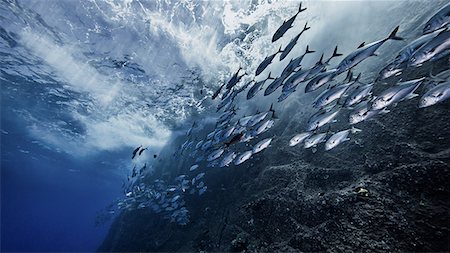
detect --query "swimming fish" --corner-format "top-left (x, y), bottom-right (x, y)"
top-left (423, 3), bottom-right (450, 34)
top-left (409, 29), bottom-right (450, 67)
top-left (272, 2), bottom-right (307, 42)
top-left (234, 150), bottom-right (253, 165)
top-left (289, 132), bottom-right (312, 146)
top-left (335, 26), bottom-right (403, 74)
top-left (279, 23), bottom-right (311, 61)
top-left (253, 138), bottom-right (272, 154)
top-left (306, 108), bottom-right (340, 131)
top-left (418, 80), bottom-right (450, 108)
top-left (371, 78), bottom-right (424, 110)
top-left (256, 48), bottom-right (283, 76)
top-left (325, 127), bottom-right (361, 150)
top-left (304, 132), bottom-right (327, 149)
top-left (220, 151), bottom-right (237, 167)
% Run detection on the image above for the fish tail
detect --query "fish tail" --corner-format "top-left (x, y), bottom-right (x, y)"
top-left (387, 26), bottom-right (403, 41)
top-left (303, 22), bottom-right (311, 31)
top-left (332, 45), bottom-right (343, 57)
top-left (305, 45), bottom-right (315, 54)
top-left (298, 2), bottom-right (307, 13)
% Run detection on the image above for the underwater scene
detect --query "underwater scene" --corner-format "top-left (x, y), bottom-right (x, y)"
top-left (1, 0), bottom-right (449, 252)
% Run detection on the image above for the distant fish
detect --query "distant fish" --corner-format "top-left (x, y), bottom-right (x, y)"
top-left (304, 132), bottom-right (327, 149)
top-left (195, 172), bottom-right (205, 181)
top-left (289, 132), bottom-right (312, 146)
top-left (138, 147), bottom-right (146, 156)
top-left (201, 140), bottom-right (213, 151)
top-left (272, 2), bottom-right (307, 42)
top-left (418, 81), bottom-right (450, 108)
top-left (189, 164), bottom-right (199, 171)
top-left (253, 138), bottom-right (272, 154)
top-left (234, 150), bottom-right (253, 165)
top-left (409, 29), bottom-right (450, 67)
top-left (256, 48), bottom-right (283, 76)
top-left (132, 146), bottom-right (142, 159)
top-left (336, 26), bottom-right (403, 74)
top-left (226, 66), bottom-right (244, 90)
top-left (325, 127), bottom-right (361, 151)
top-left (207, 149), bottom-right (225, 162)
top-left (279, 23), bottom-right (311, 61)
top-left (212, 83), bottom-right (226, 100)
top-left (371, 78), bottom-right (424, 110)
top-left (423, 3), bottom-right (450, 34)
top-left (199, 186), bottom-right (207, 195)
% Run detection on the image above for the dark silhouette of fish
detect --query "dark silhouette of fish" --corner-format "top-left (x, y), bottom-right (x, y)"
top-left (279, 22), bottom-right (311, 61)
top-left (255, 46), bottom-right (283, 76)
top-left (272, 2), bottom-right (307, 42)
top-left (132, 146), bottom-right (141, 159)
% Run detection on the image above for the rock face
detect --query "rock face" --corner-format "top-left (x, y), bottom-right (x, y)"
top-left (99, 94), bottom-right (450, 252)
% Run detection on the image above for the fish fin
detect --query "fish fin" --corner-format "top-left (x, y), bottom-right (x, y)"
top-left (371, 53), bottom-right (379, 57)
top-left (303, 22), bottom-right (311, 31)
top-left (332, 45), bottom-right (343, 57)
top-left (380, 108), bottom-right (390, 114)
top-left (345, 70), bottom-right (353, 82)
top-left (266, 72), bottom-right (274, 80)
top-left (387, 25), bottom-right (403, 41)
top-left (278, 45), bottom-right (283, 53)
top-left (354, 73), bottom-right (361, 83)
top-left (405, 93), bottom-right (419, 100)
top-left (298, 2), bottom-right (307, 13)
top-left (357, 42), bottom-right (365, 48)
top-left (350, 127), bottom-right (362, 133)
top-left (318, 53), bottom-right (324, 64)
top-left (305, 45), bottom-right (315, 54)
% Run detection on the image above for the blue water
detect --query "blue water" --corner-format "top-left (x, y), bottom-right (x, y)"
top-left (1, 109), bottom-right (122, 251)
top-left (1, 0), bottom-right (448, 251)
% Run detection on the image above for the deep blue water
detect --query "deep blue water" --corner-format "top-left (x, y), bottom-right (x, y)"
top-left (1, 113), bottom-right (123, 251)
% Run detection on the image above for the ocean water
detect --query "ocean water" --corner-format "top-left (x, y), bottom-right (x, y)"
top-left (1, 0), bottom-right (449, 252)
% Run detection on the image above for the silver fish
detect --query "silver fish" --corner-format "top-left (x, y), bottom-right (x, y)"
top-left (195, 140), bottom-right (204, 150)
top-left (207, 148), bottom-right (224, 162)
top-left (423, 3), bottom-right (450, 34)
top-left (409, 29), bottom-right (450, 67)
top-left (344, 83), bottom-right (373, 108)
top-left (349, 102), bottom-right (387, 125)
top-left (304, 133), bottom-right (327, 149)
top-left (234, 150), bottom-right (253, 165)
top-left (220, 151), bottom-right (237, 167)
top-left (289, 132), bottom-right (312, 146)
top-left (313, 80), bottom-right (354, 108)
top-left (306, 109), bottom-right (340, 131)
top-left (418, 81), bottom-right (450, 108)
top-left (253, 138), bottom-right (272, 154)
top-left (305, 69), bottom-right (337, 93)
top-left (189, 164), bottom-right (199, 171)
top-left (252, 119), bottom-right (275, 136)
top-left (371, 78), bottom-right (424, 110)
top-left (336, 26), bottom-right (403, 74)
top-left (325, 127), bottom-right (361, 151)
